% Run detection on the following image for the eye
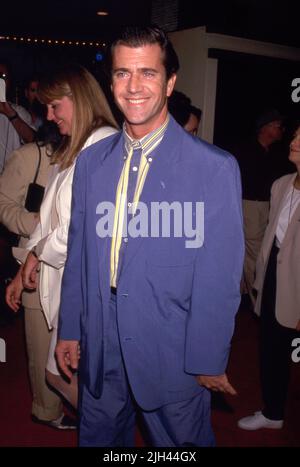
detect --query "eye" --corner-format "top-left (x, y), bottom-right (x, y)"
top-left (143, 71), bottom-right (155, 78)
top-left (115, 71), bottom-right (128, 79)
top-left (50, 101), bottom-right (60, 110)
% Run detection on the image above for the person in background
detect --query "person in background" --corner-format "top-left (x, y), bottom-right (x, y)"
top-left (0, 121), bottom-right (69, 428)
top-left (9, 64), bottom-right (118, 417)
top-left (0, 60), bottom-right (37, 310)
top-left (56, 26), bottom-right (244, 447)
top-left (0, 59), bottom-right (36, 174)
top-left (238, 122), bottom-right (300, 430)
top-left (23, 75), bottom-right (45, 129)
top-left (234, 109), bottom-right (285, 306)
top-left (168, 89), bottom-right (202, 136)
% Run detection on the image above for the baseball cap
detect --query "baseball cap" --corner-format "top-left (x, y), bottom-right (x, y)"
top-left (255, 109), bottom-right (285, 130)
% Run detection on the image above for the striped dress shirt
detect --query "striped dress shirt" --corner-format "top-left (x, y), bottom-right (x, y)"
top-left (110, 116), bottom-right (169, 287)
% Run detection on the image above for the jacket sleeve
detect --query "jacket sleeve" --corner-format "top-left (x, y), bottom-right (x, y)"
top-left (185, 155), bottom-right (244, 375)
top-left (33, 216), bottom-right (70, 269)
top-left (0, 148), bottom-right (38, 236)
top-left (58, 156), bottom-right (86, 341)
top-left (32, 170), bottom-right (74, 269)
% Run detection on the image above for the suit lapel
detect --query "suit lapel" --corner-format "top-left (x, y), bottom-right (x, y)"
top-left (262, 174), bottom-right (296, 261)
top-left (91, 133), bottom-right (125, 301)
top-left (280, 175), bottom-right (300, 250)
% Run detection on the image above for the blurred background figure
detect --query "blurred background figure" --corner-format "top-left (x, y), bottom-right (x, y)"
top-left (0, 59), bottom-right (36, 174)
top-left (0, 59), bottom-right (37, 326)
top-left (0, 121), bottom-right (66, 426)
top-left (234, 109), bottom-right (286, 306)
top-left (22, 75), bottom-right (45, 130)
top-left (238, 121), bottom-right (300, 431)
top-left (168, 90), bottom-right (202, 136)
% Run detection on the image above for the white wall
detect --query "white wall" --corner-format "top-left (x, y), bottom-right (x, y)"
top-left (169, 27), bottom-right (300, 143)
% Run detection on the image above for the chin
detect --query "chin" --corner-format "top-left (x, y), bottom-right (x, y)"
top-left (125, 116), bottom-right (147, 126)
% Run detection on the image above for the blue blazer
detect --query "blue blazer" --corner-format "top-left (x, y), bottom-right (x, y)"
top-left (59, 116), bottom-right (244, 410)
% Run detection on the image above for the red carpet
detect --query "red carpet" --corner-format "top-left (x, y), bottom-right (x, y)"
top-left (0, 305), bottom-right (299, 447)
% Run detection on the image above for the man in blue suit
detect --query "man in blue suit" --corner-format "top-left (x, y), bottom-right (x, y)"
top-left (56, 26), bottom-right (244, 447)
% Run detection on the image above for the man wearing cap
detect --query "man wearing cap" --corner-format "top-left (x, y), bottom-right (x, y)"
top-left (235, 109), bottom-right (285, 306)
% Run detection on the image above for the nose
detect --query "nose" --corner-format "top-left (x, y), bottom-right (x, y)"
top-left (291, 137), bottom-right (300, 151)
top-left (127, 73), bottom-right (142, 94)
top-left (46, 105), bottom-right (54, 121)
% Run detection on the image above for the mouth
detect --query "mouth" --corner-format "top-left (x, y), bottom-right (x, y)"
top-left (126, 98), bottom-right (148, 105)
top-left (291, 149), bottom-right (300, 153)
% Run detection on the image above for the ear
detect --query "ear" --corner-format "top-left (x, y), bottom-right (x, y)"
top-left (166, 74), bottom-right (177, 97)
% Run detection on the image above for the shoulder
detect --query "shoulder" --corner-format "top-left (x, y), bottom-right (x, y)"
top-left (0, 143), bottom-right (41, 185)
top-left (93, 126), bottom-right (119, 141)
top-left (83, 126), bottom-right (119, 149)
top-left (8, 142), bottom-right (39, 162)
top-left (167, 115), bottom-right (238, 176)
top-left (272, 173), bottom-right (296, 195)
top-left (78, 130), bottom-right (122, 164)
top-left (182, 131), bottom-right (239, 178)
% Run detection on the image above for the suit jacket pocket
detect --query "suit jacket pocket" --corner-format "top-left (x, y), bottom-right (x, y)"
top-left (145, 261), bottom-right (194, 318)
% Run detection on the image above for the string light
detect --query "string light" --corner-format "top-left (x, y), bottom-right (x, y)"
top-left (0, 35), bottom-right (104, 47)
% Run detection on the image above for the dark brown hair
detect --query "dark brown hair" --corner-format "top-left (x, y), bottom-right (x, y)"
top-left (109, 25), bottom-right (179, 79)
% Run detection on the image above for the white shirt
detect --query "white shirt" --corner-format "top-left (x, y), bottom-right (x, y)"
top-left (276, 183), bottom-right (300, 247)
top-left (0, 103), bottom-right (35, 174)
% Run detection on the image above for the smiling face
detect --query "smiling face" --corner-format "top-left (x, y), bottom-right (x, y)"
top-left (111, 44), bottom-right (176, 139)
top-left (46, 96), bottom-right (74, 136)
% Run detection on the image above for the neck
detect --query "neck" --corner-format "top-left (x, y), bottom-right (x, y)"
top-left (125, 109), bottom-right (168, 140)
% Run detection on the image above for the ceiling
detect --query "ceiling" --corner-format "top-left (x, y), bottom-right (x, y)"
top-left (0, 0), bottom-right (299, 48)
top-left (0, 0), bottom-right (152, 40)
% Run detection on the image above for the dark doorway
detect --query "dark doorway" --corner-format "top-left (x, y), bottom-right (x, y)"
top-left (212, 49), bottom-right (300, 153)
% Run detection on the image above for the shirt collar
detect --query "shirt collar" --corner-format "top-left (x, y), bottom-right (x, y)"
top-left (123, 115), bottom-right (169, 157)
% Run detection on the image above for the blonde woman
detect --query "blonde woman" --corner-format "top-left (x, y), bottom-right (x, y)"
top-left (7, 65), bottom-right (118, 419)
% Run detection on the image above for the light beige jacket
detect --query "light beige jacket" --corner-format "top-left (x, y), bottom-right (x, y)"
top-left (254, 173), bottom-right (300, 329)
top-left (0, 142), bottom-right (52, 308)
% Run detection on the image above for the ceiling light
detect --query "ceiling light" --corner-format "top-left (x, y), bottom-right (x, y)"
top-left (97, 11), bottom-right (108, 16)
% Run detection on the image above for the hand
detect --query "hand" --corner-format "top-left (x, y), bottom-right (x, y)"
top-left (196, 373), bottom-right (237, 395)
top-left (55, 339), bottom-right (80, 380)
top-left (22, 251), bottom-right (39, 289)
top-left (6, 267), bottom-right (24, 312)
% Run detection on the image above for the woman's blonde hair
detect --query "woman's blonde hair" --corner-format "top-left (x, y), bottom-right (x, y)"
top-left (38, 64), bottom-right (118, 170)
